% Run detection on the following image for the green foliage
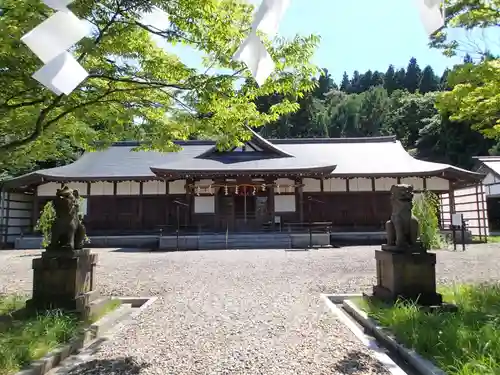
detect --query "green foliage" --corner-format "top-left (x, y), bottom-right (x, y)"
top-left (0, 297), bottom-right (80, 375)
top-left (0, 0), bottom-right (320, 169)
top-left (34, 201), bottom-right (55, 249)
top-left (355, 283), bottom-right (500, 375)
top-left (430, 0), bottom-right (500, 138)
top-left (412, 190), bottom-right (443, 250)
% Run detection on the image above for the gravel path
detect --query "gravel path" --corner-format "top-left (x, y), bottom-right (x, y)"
top-left (1, 244), bottom-right (499, 375)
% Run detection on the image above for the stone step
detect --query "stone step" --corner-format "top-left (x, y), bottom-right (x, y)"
top-left (89, 303), bottom-right (132, 339)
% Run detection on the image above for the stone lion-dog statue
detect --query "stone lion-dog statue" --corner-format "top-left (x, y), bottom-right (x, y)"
top-left (47, 185), bottom-right (86, 252)
top-left (385, 184), bottom-right (420, 249)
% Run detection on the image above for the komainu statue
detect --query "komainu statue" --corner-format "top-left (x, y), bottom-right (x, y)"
top-left (47, 185), bottom-right (87, 251)
top-left (385, 184), bottom-right (420, 249)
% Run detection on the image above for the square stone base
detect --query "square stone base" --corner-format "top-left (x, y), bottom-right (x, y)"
top-left (372, 249), bottom-right (442, 306)
top-left (27, 249), bottom-right (98, 317)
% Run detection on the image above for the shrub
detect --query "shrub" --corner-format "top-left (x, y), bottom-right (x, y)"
top-left (412, 190), bottom-right (444, 250)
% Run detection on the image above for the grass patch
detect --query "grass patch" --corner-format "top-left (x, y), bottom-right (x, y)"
top-left (354, 283), bottom-right (500, 375)
top-left (0, 296), bottom-right (122, 375)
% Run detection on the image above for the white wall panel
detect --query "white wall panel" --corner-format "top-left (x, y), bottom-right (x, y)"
top-left (274, 178), bottom-right (294, 193)
top-left (348, 178), bottom-right (372, 192)
top-left (400, 177), bottom-right (424, 190)
top-left (37, 182), bottom-right (60, 196)
top-left (324, 178), bottom-right (346, 192)
top-left (143, 181), bottom-right (166, 195)
top-left (274, 195), bottom-right (296, 212)
top-left (303, 178), bottom-right (321, 192)
top-left (90, 182), bottom-right (114, 195)
top-left (374, 178), bottom-right (398, 191)
top-left (116, 181), bottom-right (140, 195)
top-left (426, 177), bottom-right (449, 191)
top-left (169, 180), bottom-right (186, 194)
top-left (194, 196), bottom-right (215, 213)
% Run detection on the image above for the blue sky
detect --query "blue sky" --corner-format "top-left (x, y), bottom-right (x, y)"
top-left (146, 0), bottom-right (498, 83)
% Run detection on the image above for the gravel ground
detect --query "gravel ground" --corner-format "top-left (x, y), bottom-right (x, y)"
top-left (1, 244), bottom-right (499, 375)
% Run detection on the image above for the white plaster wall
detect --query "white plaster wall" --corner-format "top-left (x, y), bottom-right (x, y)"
top-left (441, 187), bottom-right (489, 236)
top-left (90, 182), bottom-right (114, 195)
top-left (169, 180), bottom-right (186, 194)
top-left (400, 177), bottom-right (424, 190)
top-left (374, 177), bottom-right (398, 191)
top-left (426, 177), bottom-right (449, 191)
top-left (274, 178), bottom-right (294, 193)
top-left (143, 181), bottom-right (167, 195)
top-left (194, 196), bottom-right (215, 213)
top-left (324, 178), bottom-right (346, 192)
top-left (1, 192), bottom-right (33, 243)
top-left (116, 181), bottom-right (140, 195)
top-left (274, 195), bottom-right (296, 212)
top-left (195, 179), bottom-right (214, 186)
top-left (348, 178), bottom-right (372, 192)
top-left (303, 178), bottom-right (321, 192)
top-left (37, 182), bottom-right (60, 196)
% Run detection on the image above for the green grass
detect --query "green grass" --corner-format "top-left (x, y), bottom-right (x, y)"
top-left (354, 283), bottom-right (500, 375)
top-left (0, 296), bottom-right (121, 375)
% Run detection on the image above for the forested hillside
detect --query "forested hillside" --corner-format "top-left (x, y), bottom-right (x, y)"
top-left (257, 55), bottom-right (498, 170)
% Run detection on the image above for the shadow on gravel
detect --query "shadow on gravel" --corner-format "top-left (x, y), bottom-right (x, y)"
top-left (332, 349), bottom-right (391, 374)
top-left (51, 356), bottom-right (150, 374)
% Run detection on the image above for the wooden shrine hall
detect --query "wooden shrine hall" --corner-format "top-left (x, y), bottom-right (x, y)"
top-left (1, 129), bottom-right (484, 245)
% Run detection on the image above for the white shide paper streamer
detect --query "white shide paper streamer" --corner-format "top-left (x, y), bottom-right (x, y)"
top-left (32, 52), bottom-right (89, 95)
top-left (416, 0), bottom-right (445, 36)
top-left (42, 0), bottom-right (74, 11)
top-left (233, 0), bottom-right (290, 86)
top-left (21, 1), bottom-right (89, 95)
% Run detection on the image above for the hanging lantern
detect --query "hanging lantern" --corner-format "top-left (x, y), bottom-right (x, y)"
top-left (208, 185), bottom-right (213, 195)
top-left (235, 185), bottom-right (239, 195)
top-left (196, 186), bottom-right (200, 196)
top-left (276, 184), bottom-right (280, 194)
top-left (252, 186), bottom-right (256, 195)
top-left (224, 185), bottom-right (228, 195)
top-left (261, 184), bottom-right (266, 192)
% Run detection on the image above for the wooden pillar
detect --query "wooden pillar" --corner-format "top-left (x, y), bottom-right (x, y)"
top-left (449, 182), bottom-right (456, 231)
top-left (186, 178), bottom-right (194, 227)
top-left (165, 179), bottom-right (170, 228)
top-left (267, 177), bottom-right (275, 225)
top-left (32, 188), bottom-right (39, 233)
top-left (112, 181), bottom-right (117, 231)
top-left (296, 177), bottom-right (304, 223)
top-left (138, 181), bottom-right (144, 231)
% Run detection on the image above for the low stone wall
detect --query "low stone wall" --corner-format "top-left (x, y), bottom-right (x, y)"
top-left (15, 235), bottom-right (159, 250)
top-left (290, 233), bottom-right (330, 248)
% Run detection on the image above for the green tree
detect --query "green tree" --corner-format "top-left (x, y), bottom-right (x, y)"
top-left (357, 87), bottom-right (389, 136)
top-left (340, 71), bottom-right (350, 92)
top-left (0, 0), bottom-right (320, 169)
top-left (404, 57), bottom-right (422, 93)
top-left (349, 70), bottom-right (362, 94)
top-left (419, 65), bottom-right (439, 93)
top-left (384, 65), bottom-right (398, 95)
top-left (431, 0), bottom-right (500, 138)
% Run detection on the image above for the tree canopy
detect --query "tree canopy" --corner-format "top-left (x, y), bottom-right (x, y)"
top-left (431, 0), bottom-right (500, 138)
top-left (0, 0), bottom-right (320, 173)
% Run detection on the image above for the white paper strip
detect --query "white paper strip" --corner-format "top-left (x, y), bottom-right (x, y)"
top-left (415, 0), bottom-right (445, 36)
top-left (251, 0), bottom-right (290, 37)
top-left (21, 10), bottom-right (89, 64)
top-left (233, 32), bottom-right (275, 86)
top-left (42, 0), bottom-right (74, 11)
top-left (32, 52), bottom-right (88, 95)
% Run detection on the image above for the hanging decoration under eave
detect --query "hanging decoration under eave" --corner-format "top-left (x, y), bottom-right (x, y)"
top-left (233, 0), bottom-right (290, 87)
top-left (415, 0), bottom-right (446, 36)
top-left (21, 0), bottom-right (90, 95)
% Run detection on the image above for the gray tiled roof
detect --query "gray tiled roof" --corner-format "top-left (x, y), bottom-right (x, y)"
top-left (473, 156), bottom-right (500, 178)
top-left (3, 136), bottom-right (483, 188)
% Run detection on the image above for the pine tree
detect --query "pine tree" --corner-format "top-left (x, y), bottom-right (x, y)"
top-left (315, 68), bottom-right (335, 98)
top-left (395, 68), bottom-right (406, 91)
top-left (404, 57), bottom-right (422, 93)
top-left (359, 70), bottom-right (373, 92)
top-left (383, 65), bottom-right (398, 94)
top-left (463, 53), bottom-right (473, 63)
top-left (350, 70), bottom-right (362, 93)
top-left (340, 71), bottom-right (350, 92)
top-left (419, 65), bottom-right (439, 93)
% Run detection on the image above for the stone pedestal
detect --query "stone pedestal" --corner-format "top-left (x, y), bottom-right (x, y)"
top-left (372, 249), bottom-right (442, 306)
top-left (27, 249), bottom-right (98, 318)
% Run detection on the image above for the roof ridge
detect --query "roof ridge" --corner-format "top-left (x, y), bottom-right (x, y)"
top-left (110, 135), bottom-right (397, 147)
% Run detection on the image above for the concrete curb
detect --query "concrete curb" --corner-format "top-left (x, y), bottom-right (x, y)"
top-left (14, 296), bottom-right (157, 375)
top-left (321, 294), bottom-right (408, 375)
top-left (342, 299), bottom-right (446, 375)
